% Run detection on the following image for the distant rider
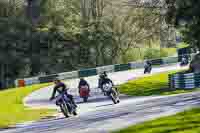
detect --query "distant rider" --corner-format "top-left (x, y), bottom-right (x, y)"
top-left (181, 55), bottom-right (188, 65)
top-left (50, 79), bottom-right (77, 107)
top-left (144, 60), bottom-right (152, 74)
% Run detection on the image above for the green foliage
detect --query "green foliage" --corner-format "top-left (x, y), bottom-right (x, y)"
top-left (160, 48), bottom-right (177, 57)
top-left (118, 70), bottom-right (198, 96)
top-left (0, 0), bottom-right (172, 88)
top-left (143, 48), bottom-right (176, 60)
top-left (80, 2), bottom-right (162, 65)
top-left (0, 83), bottom-right (55, 128)
top-left (120, 48), bottom-right (146, 63)
top-left (0, 0), bottom-right (81, 85)
top-left (177, 42), bottom-right (190, 49)
top-left (144, 48), bottom-right (161, 59)
top-left (167, 0), bottom-right (200, 50)
top-left (114, 108), bottom-right (200, 133)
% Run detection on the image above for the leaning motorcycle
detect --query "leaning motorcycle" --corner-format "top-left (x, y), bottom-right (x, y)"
top-left (180, 58), bottom-right (189, 66)
top-left (55, 92), bottom-right (77, 118)
top-left (144, 66), bottom-right (152, 74)
top-left (102, 83), bottom-right (120, 104)
top-left (79, 85), bottom-right (90, 102)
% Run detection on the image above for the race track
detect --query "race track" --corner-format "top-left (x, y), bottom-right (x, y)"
top-left (2, 64), bottom-right (200, 133)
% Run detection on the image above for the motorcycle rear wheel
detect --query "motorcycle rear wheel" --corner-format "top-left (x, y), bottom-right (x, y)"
top-left (83, 97), bottom-right (88, 102)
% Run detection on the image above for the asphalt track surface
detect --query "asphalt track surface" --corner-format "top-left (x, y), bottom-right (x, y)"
top-left (2, 64), bottom-right (200, 133)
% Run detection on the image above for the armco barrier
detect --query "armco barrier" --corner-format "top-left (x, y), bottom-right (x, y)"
top-left (114, 64), bottom-right (130, 72)
top-left (169, 72), bottom-right (200, 89)
top-left (129, 61), bottom-right (144, 69)
top-left (58, 71), bottom-right (78, 80)
top-left (96, 65), bottom-right (115, 74)
top-left (79, 68), bottom-right (97, 77)
top-left (150, 59), bottom-right (163, 65)
top-left (15, 54), bottom-right (197, 87)
top-left (39, 74), bottom-right (58, 83)
top-left (24, 77), bottom-right (39, 85)
top-left (163, 57), bottom-right (178, 64)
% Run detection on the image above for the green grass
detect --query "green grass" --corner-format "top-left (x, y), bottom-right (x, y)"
top-left (114, 108), bottom-right (200, 133)
top-left (119, 71), bottom-right (199, 96)
top-left (0, 84), bottom-right (55, 128)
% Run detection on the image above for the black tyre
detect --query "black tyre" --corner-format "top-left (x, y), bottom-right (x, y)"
top-left (116, 97), bottom-right (120, 103)
top-left (73, 111), bottom-right (78, 116)
top-left (110, 93), bottom-right (117, 104)
top-left (148, 68), bottom-right (152, 73)
top-left (144, 68), bottom-right (147, 74)
top-left (60, 103), bottom-right (69, 118)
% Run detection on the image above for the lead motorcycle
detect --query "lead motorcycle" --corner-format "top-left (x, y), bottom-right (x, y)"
top-left (102, 83), bottom-right (120, 104)
top-left (54, 92), bottom-right (77, 118)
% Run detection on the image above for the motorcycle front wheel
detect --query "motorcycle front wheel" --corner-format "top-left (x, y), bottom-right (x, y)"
top-left (110, 92), bottom-right (117, 104)
top-left (60, 102), bottom-right (69, 118)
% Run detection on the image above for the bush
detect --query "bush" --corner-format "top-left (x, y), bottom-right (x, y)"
top-left (144, 48), bottom-right (161, 59)
top-left (120, 48), bottom-right (177, 63)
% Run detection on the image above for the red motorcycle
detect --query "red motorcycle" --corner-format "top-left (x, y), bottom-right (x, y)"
top-left (79, 85), bottom-right (90, 102)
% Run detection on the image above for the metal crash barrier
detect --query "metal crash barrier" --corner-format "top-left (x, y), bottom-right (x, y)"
top-left (15, 54), bottom-right (197, 87)
top-left (169, 72), bottom-right (200, 89)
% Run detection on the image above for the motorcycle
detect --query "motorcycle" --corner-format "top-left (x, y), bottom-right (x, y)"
top-left (55, 92), bottom-right (77, 118)
top-left (102, 83), bottom-right (120, 104)
top-left (144, 66), bottom-right (152, 74)
top-left (79, 85), bottom-right (90, 102)
top-left (180, 58), bottom-right (189, 66)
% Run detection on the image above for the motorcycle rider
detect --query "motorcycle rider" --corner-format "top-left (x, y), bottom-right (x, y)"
top-left (98, 73), bottom-right (119, 95)
top-left (98, 72), bottom-right (108, 95)
top-left (78, 78), bottom-right (90, 93)
top-left (50, 79), bottom-right (77, 107)
top-left (98, 71), bottom-right (108, 87)
top-left (144, 60), bottom-right (152, 74)
top-left (181, 55), bottom-right (188, 65)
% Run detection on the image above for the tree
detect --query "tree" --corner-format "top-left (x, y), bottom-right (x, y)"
top-left (0, 0), bottom-right (81, 88)
top-left (103, 7), bottom-right (161, 63)
top-left (80, 0), bottom-right (161, 65)
top-left (167, 0), bottom-right (200, 72)
top-left (166, 0), bottom-right (200, 50)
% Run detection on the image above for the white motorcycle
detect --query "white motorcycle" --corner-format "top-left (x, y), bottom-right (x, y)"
top-left (102, 83), bottom-right (120, 104)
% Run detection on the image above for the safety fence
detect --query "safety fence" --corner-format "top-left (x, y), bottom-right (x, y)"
top-left (15, 53), bottom-right (196, 87)
top-left (169, 72), bottom-right (200, 89)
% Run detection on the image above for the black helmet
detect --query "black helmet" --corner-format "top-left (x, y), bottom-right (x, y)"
top-left (54, 78), bottom-right (60, 84)
top-left (100, 73), bottom-right (106, 79)
top-left (80, 77), bottom-right (84, 80)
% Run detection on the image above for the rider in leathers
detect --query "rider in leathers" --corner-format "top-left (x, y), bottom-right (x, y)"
top-left (98, 72), bottom-right (119, 95)
top-left (50, 79), bottom-right (77, 107)
top-left (78, 78), bottom-right (90, 93)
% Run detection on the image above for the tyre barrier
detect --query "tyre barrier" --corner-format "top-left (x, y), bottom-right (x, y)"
top-left (15, 54), bottom-right (195, 87)
top-left (169, 72), bottom-right (200, 89)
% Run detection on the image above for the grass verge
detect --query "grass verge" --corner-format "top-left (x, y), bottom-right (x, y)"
top-left (119, 71), bottom-right (199, 96)
top-left (0, 83), bottom-right (55, 128)
top-left (114, 108), bottom-right (200, 133)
